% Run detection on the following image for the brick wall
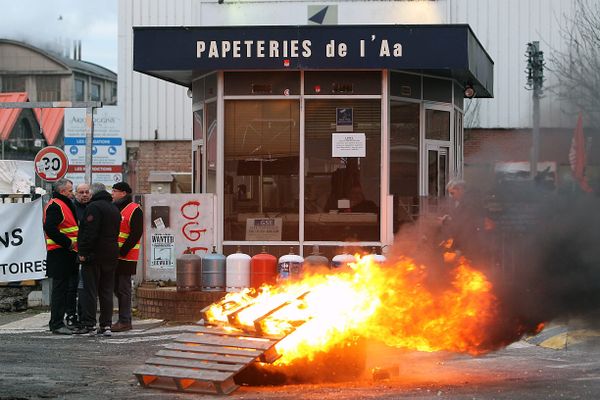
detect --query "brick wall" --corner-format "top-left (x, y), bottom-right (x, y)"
top-left (127, 141), bottom-right (191, 194)
top-left (136, 285), bottom-right (225, 322)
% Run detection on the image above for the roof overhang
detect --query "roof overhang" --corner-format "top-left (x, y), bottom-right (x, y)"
top-left (134, 24), bottom-right (493, 98)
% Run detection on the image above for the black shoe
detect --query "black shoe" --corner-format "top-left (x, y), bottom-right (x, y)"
top-left (52, 326), bottom-right (73, 335)
top-left (72, 326), bottom-right (94, 335)
top-left (65, 315), bottom-right (78, 329)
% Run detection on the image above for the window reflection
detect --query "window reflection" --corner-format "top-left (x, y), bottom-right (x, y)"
top-left (304, 99), bottom-right (381, 242)
top-left (390, 101), bottom-right (420, 231)
top-left (224, 100), bottom-right (300, 241)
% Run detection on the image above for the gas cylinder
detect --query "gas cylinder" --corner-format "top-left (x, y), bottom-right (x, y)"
top-left (176, 249), bottom-right (202, 291)
top-left (369, 247), bottom-right (387, 265)
top-left (250, 247), bottom-right (277, 288)
top-left (226, 247), bottom-right (251, 292)
top-left (201, 246), bottom-right (226, 291)
top-left (331, 253), bottom-right (357, 269)
top-left (303, 245), bottom-right (329, 270)
top-left (277, 247), bottom-right (304, 282)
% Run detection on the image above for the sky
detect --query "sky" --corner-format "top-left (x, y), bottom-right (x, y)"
top-left (0, 0), bottom-right (118, 73)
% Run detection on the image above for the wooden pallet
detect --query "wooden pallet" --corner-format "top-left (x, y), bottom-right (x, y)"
top-left (134, 324), bottom-right (281, 395)
top-left (135, 290), bottom-right (311, 395)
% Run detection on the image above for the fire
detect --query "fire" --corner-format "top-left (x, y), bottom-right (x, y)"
top-left (204, 253), bottom-right (498, 366)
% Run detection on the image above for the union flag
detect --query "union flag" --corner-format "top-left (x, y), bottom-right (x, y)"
top-left (569, 112), bottom-right (593, 193)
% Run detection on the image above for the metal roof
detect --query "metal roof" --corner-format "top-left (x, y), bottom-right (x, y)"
top-left (0, 92), bottom-right (28, 141)
top-left (0, 92), bottom-right (65, 145)
top-left (0, 39), bottom-right (116, 81)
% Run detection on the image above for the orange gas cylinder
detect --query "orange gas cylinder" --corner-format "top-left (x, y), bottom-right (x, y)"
top-left (250, 247), bottom-right (277, 288)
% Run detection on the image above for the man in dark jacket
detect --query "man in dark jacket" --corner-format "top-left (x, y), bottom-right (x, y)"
top-left (75, 182), bottom-right (121, 336)
top-left (110, 181), bottom-right (143, 332)
top-left (65, 182), bottom-right (90, 328)
top-left (43, 178), bottom-right (78, 335)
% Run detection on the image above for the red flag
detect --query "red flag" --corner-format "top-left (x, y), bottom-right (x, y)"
top-left (569, 112), bottom-right (593, 192)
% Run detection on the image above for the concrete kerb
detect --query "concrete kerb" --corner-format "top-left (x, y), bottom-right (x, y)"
top-left (525, 319), bottom-right (600, 350)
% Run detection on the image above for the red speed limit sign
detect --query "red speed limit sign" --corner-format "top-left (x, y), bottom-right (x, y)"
top-left (34, 146), bottom-right (69, 182)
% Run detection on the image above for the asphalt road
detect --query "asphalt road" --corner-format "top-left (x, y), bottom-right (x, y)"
top-left (1, 311), bottom-right (599, 399)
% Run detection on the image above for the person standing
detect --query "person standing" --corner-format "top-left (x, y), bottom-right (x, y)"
top-left (43, 178), bottom-right (78, 335)
top-left (110, 182), bottom-right (143, 332)
top-left (75, 183), bottom-right (121, 336)
top-left (65, 183), bottom-right (90, 329)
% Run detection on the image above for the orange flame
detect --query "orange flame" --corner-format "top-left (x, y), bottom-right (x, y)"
top-left (205, 253), bottom-right (498, 365)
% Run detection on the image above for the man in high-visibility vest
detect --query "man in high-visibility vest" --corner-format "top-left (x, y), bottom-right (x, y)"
top-left (43, 178), bottom-right (79, 335)
top-left (110, 181), bottom-right (143, 332)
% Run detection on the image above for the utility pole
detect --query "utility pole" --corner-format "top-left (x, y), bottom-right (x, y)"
top-left (526, 41), bottom-right (544, 179)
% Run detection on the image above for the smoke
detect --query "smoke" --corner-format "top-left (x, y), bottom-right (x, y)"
top-left (391, 178), bottom-right (600, 345)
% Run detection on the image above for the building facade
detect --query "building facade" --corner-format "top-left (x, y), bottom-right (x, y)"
top-left (0, 39), bottom-right (117, 159)
top-left (119, 0), bottom-right (594, 257)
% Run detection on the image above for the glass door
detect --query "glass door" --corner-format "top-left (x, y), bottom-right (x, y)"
top-left (426, 145), bottom-right (449, 198)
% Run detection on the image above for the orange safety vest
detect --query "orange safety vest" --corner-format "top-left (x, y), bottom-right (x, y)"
top-left (118, 202), bottom-right (141, 262)
top-left (44, 198), bottom-right (78, 252)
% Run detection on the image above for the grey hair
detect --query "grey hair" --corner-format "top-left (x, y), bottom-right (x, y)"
top-left (52, 178), bottom-right (72, 192)
top-left (75, 183), bottom-right (90, 191)
top-left (89, 182), bottom-right (106, 196)
top-left (446, 178), bottom-right (466, 191)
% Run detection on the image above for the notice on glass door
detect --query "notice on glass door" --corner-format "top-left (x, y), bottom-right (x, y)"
top-left (331, 133), bottom-right (366, 157)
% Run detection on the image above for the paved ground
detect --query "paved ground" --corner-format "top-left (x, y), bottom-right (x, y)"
top-left (1, 310), bottom-right (600, 399)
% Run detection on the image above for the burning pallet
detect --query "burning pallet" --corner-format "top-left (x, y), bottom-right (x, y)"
top-left (134, 289), bottom-right (307, 395)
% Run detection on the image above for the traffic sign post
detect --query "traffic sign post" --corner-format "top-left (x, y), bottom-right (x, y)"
top-left (34, 146), bottom-right (69, 182)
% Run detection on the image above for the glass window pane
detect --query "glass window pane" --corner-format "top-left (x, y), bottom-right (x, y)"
top-left (206, 101), bottom-right (217, 194)
top-left (193, 109), bottom-right (204, 141)
top-left (224, 100), bottom-right (300, 241)
top-left (453, 81), bottom-right (464, 110)
top-left (390, 101), bottom-right (420, 231)
top-left (91, 83), bottom-right (101, 101)
top-left (390, 72), bottom-right (421, 99)
top-left (304, 99), bottom-right (380, 242)
top-left (1, 75), bottom-right (26, 92)
top-left (224, 71), bottom-right (300, 96)
top-left (428, 150), bottom-right (438, 197)
top-left (75, 79), bottom-right (85, 101)
top-left (423, 77), bottom-right (452, 103)
top-left (304, 71), bottom-right (381, 95)
top-left (425, 109), bottom-right (450, 141)
top-left (36, 76), bottom-right (61, 101)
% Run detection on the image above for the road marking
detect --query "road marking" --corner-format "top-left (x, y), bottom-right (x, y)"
top-left (548, 361), bottom-right (600, 369)
top-left (0, 312), bottom-right (49, 332)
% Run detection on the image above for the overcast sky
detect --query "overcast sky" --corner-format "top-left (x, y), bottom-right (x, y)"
top-left (0, 0), bottom-right (118, 72)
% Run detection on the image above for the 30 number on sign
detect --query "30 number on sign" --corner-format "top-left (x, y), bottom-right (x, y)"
top-left (34, 146), bottom-right (68, 182)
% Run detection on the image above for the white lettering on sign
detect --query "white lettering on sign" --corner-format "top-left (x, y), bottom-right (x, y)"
top-left (196, 40), bottom-right (314, 59)
top-left (196, 38), bottom-right (402, 60)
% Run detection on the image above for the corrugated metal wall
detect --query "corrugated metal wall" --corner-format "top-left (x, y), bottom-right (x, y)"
top-left (119, 0), bottom-right (195, 141)
top-left (447, 0), bottom-right (576, 129)
top-left (119, 0), bottom-right (579, 141)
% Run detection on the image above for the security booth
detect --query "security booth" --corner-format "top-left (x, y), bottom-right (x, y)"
top-left (133, 24), bottom-right (493, 260)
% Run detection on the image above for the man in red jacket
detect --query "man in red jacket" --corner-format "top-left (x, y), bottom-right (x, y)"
top-left (111, 182), bottom-right (143, 332)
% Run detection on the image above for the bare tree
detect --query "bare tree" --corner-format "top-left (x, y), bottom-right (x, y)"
top-left (548, 0), bottom-right (600, 128)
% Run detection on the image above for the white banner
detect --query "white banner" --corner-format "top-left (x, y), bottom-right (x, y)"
top-left (0, 199), bottom-right (47, 282)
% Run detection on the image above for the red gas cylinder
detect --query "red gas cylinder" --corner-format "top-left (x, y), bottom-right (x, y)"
top-left (250, 247), bottom-right (277, 288)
